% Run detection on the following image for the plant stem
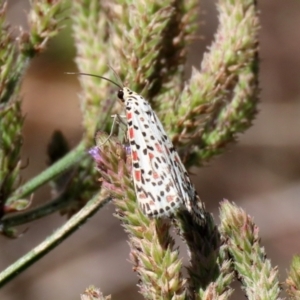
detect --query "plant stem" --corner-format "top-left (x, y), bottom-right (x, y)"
top-left (0, 190), bottom-right (111, 288)
top-left (6, 141), bottom-right (87, 206)
top-left (2, 192), bottom-right (75, 227)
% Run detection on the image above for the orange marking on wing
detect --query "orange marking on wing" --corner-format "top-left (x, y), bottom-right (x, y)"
top-left (127, 112), bottom-right (132, 120)
top-left (155, 143), bottom-right (163, 153)
top-left (153, 172), bottom-right (159, 179)
top-left (134, 170), bottom-right (141, 181)
top-left (139, 192), bottom-right (147, 199)
top-left (149, 152), bottom-right (154, 160)
top-left (129, 127), bottom-right (134, 139)
top-left (132, 150), bottom-right (138, 161)
top-left (166, 195), bottom-right (175, 203)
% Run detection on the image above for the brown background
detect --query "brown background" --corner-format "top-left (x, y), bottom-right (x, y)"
top-left (1, 0), bottom-right (300, 299)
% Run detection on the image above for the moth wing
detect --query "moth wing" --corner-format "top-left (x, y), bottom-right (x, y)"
top-left (126, 101), bottom-right (184, 217)
top-left (143, 105), bottom-right (205, 223)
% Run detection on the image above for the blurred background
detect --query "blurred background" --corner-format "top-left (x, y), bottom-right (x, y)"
top-left (1, 0), bottom-right (300, 299)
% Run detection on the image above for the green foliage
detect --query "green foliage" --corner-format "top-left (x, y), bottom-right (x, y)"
top-left (220, 201), bottom-right (280, 300)
top-left (0, 0), bottom-right (67, 216)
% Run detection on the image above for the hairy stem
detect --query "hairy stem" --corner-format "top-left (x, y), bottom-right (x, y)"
top-left (5, 141), bottom-right (86, 207)
top-left (0, 190), bottom-right (110, 288)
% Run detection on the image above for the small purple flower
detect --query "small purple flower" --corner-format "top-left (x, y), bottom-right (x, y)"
top-left (124, 144), bottom-right (131, 155)
top-left (89, 146), bottom-right (102, 163)
top-left (89, 146), bottom-right (108, 173)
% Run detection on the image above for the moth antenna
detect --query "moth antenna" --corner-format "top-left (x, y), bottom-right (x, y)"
top-left (107, 64), bottom-right (124, 88)
top-left (65, 72), bottom-right (122, 89)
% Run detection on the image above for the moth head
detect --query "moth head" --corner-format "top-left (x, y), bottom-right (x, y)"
top-left (117, 89), bottom-right (124, 102)
top-left (118, 87), bottom-right (136, 102)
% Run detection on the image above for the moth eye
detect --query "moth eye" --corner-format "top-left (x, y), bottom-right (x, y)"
top-left (117, 90), bottom-right (124, 101)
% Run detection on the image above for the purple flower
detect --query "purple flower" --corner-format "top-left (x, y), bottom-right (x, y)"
top-left (89, 146), bottom-right (102, 163)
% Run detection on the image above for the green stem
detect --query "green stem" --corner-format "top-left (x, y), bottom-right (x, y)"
top-left (6, 141), bottom-right (87, 205)
top-left (2, 192), bottom-right (75, 228)
top-left (0, 191), bottom-right (111, 288)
